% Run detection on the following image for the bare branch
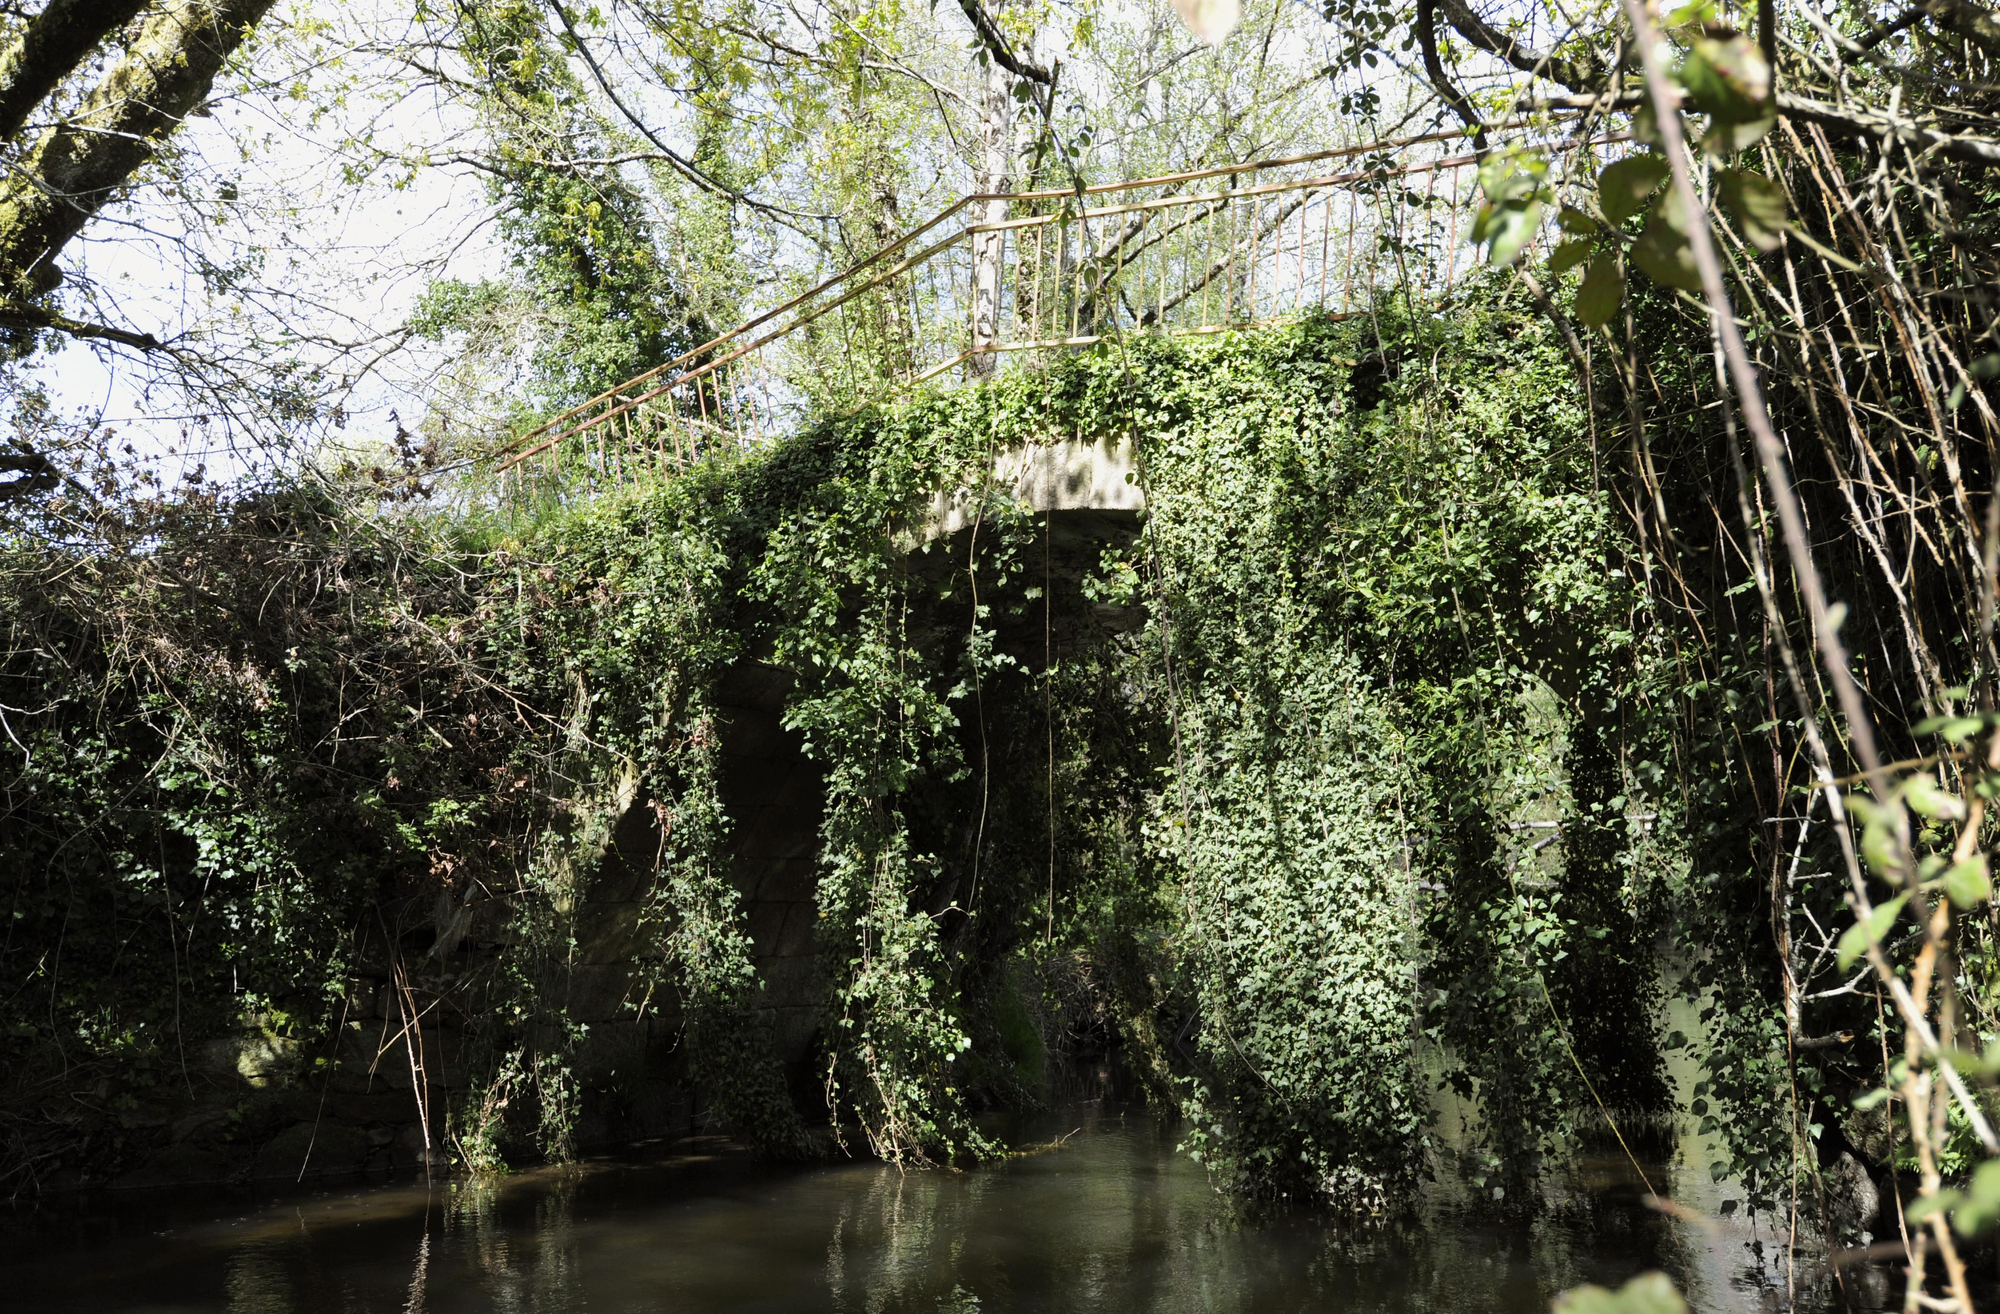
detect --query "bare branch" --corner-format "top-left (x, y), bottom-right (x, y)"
top-left (0, 301), bottom-right (164, 351)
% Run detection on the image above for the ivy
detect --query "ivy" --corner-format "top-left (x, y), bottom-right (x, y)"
top-left (0, 284), bottom-right (1766, 1203)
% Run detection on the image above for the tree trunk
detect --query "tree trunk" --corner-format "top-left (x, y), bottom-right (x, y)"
top-left (967, 16), bottom-right (1018, 379)
top-left (0, 0), bottom-right (276, 297)
top-left (0, 0), bottom-right (151, 145)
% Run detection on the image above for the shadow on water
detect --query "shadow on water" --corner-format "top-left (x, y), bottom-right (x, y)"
top-left (0, 1106), bottom-right (1867, 1314)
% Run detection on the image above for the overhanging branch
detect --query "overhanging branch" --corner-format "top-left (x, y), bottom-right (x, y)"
top-left (1417, 0), bottom-right (1487, 149)
top-left (0, 302), bottom-right (163, 351)
top-left (0, 0), bottom-right (150, 145)
top-left (545, 0), bottom-right (836, 240)
top-left (956, 0), bottom-right (1054, 85)
top-left (1433, 0), bottom-right (1604, 92)
top-left (1778, 91), bottom-right (2000, 167)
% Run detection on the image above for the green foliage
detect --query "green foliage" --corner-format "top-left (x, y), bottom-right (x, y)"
top-left (1111, 297), bottom-right (1666, 1195)
top-left (0, 294), bottom-right (1715, 1202)
top-left (418, 1), bottom-right (710, 422)
top-left (859, 293), bottom-right (1671, 1199)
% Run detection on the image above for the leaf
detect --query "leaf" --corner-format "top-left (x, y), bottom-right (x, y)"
top-left (1665, 0), bottom-right (1719, 28)
top-left (1484, 199), bottom-right (1544, 267)
top-left (1861, 816), bottom-right (1901, 875)
top-left (1946, 855), bottom-right (1991, 909)
top-left (1679, 35), bottom-right (1772, 124)
top-left (1902, 774), bottom-right (1967, 821)
top-left (1844, 792), bottom-right (1883, 825)
top-left (1653, 182), bottom-right (1696, 235)
top-left (1551, 237), bottom-right (1595, 274)
top-left (1477, 148), bottom-right (1548, 205)
top-left (1557, 205), bottom-right (1598, 236)
top-left (1631, 204), bottom-right (1701, 291)
top-left (1633, 97), bottom-right (1663, 147)
top-left (1836, 893), bottom-right (1909, 971)
top-left (1906, 1188), bottom-right (1964, 1224)
top-left (1971, 1159), bottom-right (2000, 1208)
top-left (1716, 168), bottom-right (1789, 250)
top-left (1171, 0), bottom-right (1240, 46)
top-left (1599, 155), bottom-right (1669, 226)
top-left (1912, 714), bottom-right (1985, 744)
top-left (1575, 254), bottom-right (1626, 327)
top-left (1553, 1272), bottom-right (1690, 1314)
top-left (1705, 112), bottom-right (1774, 155)
top-left (1954, 1161), bottom-right (2000, 1235)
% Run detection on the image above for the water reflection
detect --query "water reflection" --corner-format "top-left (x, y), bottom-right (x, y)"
top-left (3, 1112), bottom-right (1816, 1314)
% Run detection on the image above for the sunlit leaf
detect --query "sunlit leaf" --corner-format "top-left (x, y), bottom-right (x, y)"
top-left (1477, 148), bottom-right (1548, 205)
top-left (1664, 0), bottom-right (1719, 30)
top-left (1913, 714), bottom-right (1985, 743)
top-left (1946, 855), bottom-right (1991, 909)
top-left (1861, 816), bottom-right (1901, 875)
top-left (1954, 1161), bottom-right (2000, 1235)
top-left (1836, 892), bottom-right (1909, 970)
top-left (1901, 774), bottom-right (1967, 821)
top-left (1553, 1271), bottom-right (1689, 1314)
top-left (1679, 35), bottom-right (1772, 124)
top-left (1907, 1188), bottom-right (1963, 1223)
top-left (1483, 200), bottom-right (1543, 266)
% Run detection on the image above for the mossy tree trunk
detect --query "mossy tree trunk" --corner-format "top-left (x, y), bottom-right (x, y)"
top-left (0, 0), bottom-right (274, 297)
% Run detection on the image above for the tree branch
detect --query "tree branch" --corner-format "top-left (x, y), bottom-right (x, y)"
top-left (1433, 0), bottom-right (1605, 92)
top-left (1417, 0), bottom-right (1487, 149)
top-left (0, 0), bottom-right (279, 297)
top-left (544, 0), bottom-right (835, 240)
top-left (956, 0), bottom-right (1053, 85)
top-left (1924, 0), bottom-right (2000, 52)
top-left (0, 301), bottom-right (164, 350)
top-left (1777, 90), bottom-right (2000, 167)
top-left (1855, 4), bottom-right (1927, 50)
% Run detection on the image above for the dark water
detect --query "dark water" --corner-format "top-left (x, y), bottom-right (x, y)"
top-left (0, 1110), bottom-right (1810, 1313)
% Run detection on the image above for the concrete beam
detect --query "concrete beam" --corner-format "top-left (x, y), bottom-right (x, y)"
top-left (925, 433), bottom-right (1143, 538)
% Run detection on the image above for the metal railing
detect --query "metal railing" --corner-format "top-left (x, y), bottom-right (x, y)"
top-left (488, 122), bottom-right (1606, 491)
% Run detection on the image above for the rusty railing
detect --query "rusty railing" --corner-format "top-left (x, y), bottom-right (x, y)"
top-left (488, 123), bottom-right (1611, 491)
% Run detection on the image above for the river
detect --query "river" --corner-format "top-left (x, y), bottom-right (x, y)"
top-left (0, 1106), bottom-right (1866, 1312)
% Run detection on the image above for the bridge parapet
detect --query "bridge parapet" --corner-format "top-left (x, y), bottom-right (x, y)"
top-left (925, 434), bottom-right (1144, 540)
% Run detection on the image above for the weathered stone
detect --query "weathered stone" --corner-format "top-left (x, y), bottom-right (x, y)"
top-left (251, 1121), bottom-right (373, 1180)
top-left (925, 434), bottom-right (1145, 538)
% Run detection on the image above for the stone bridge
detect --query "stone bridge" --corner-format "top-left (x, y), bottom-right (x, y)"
top-left (560, 434), bottom-right (1147, 1136)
